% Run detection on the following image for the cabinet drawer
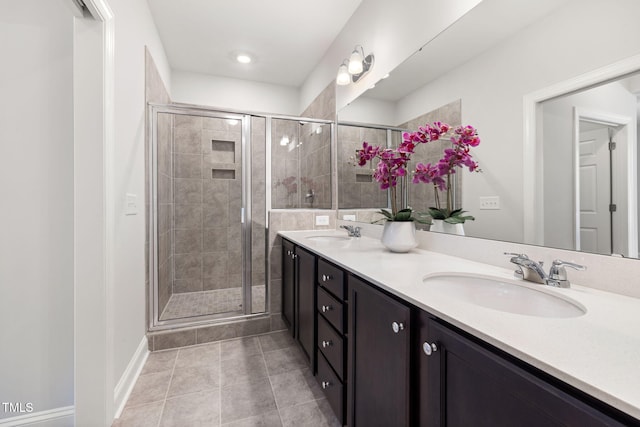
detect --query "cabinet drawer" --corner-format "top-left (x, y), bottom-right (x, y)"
top-left (317, 286), bottom-right (344, 333)
top-left (317, 352), bottom-right (344, 424)
top-left (317, 258), bottom-right (345, 300)
top-left (317, 315), bottom-right (344, 381)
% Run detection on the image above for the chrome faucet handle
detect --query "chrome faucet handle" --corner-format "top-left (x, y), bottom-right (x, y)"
top-left (340, 225), bottom-right (361, 237)
top-left (546, 260), bottom-right (586, 288)
top-left (504, 252), bottom-right (528, 260)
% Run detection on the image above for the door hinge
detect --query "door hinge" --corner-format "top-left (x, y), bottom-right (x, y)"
top-left (610, 204), bottom-right (617, 212)
top-left (609, 141), bottom-right (617, 151)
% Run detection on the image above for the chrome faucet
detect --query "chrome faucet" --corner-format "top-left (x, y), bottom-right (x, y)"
top-left (504, 253), bottom-right (586, 288)
top-left (340, 225), bottom-right (361, 237)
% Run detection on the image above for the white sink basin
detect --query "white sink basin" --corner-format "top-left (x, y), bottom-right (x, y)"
top-left (305, 234), bottom-right (353, 248)
top-left (423, 274), bottom-right (586, 318)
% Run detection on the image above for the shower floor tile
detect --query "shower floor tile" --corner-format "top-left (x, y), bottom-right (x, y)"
top-left (160, 286), bottom-right (266, 321)
top-left (113, 332), bottom-right (340, 427)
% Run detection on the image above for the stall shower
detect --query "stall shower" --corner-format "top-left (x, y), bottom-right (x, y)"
top-left (148, 104), bottom-right (332, 330)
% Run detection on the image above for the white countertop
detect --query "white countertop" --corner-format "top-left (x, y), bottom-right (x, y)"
top-left (279, 229), bottom-right (640, 420)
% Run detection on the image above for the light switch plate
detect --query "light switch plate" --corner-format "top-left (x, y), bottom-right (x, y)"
top-left (315, 215), bottom-right (330, 226)
top-left (479, 196), bottom-right (500, 210)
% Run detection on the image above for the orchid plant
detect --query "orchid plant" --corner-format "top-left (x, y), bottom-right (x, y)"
top-left (356, 121), bottom-right (480, 223)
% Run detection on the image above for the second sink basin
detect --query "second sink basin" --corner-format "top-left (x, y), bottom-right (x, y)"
top-left (423, 274), bottom-right (586, 318)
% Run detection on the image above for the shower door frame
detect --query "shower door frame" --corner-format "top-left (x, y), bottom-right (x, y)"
top-left (148, 103), bottom-right (262, 331)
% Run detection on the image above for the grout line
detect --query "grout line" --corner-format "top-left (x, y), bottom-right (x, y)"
top-left (258, 335), bottom-right (285, 426)
top-left (218, 341), bottom-right (222, 426)
top-left (156, 348), bottom-right (179, 427)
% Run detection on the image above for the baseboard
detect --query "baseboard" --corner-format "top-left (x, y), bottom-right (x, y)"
top-left (113, 336), bottom-right (149, 419)
top-left (0, 406), bottom-right (74, 426)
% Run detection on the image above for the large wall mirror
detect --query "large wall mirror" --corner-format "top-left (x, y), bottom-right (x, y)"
top-left (336, 0), bottom-right (640, 259)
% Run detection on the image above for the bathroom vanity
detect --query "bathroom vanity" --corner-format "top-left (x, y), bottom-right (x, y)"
top-left (280, 230), bottom-right (640, 426)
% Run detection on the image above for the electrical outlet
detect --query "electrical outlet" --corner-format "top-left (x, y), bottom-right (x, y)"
top-left (479, 196), bottom-right (500, 210)
top-left (343, 214), bottom-right (357, 221)
top-left (125, 193), bottom-right (138, 215)
top-left (315, 215), bottom-right (330, 226)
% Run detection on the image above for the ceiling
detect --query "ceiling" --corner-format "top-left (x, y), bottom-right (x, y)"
top-left (147, 0), bottom-right (362, 88)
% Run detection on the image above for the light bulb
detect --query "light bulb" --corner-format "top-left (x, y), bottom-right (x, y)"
top-left (348, 48), bottom-right (364, 74)
top-left (280, 136), bottom-right (289, 146)
top-left (236, 54), bottom-right (251, 64)
top-left (336, 63), bottom-right (351, 85)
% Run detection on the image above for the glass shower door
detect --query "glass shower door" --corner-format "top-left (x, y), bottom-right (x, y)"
top-left (150, 105), bottom-right (265, 328)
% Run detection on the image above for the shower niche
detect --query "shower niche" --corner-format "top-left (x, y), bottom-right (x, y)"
top-left (148, 105), bottom-right (267, 329)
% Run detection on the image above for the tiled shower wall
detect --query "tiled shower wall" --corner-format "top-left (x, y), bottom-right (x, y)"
top-left (171, 115), bottom-right (243, 296)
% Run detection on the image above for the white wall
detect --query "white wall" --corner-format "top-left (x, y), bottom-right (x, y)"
top-left (302, 0), bottom-right (482, 113)
top-left (0, 1), bottom-right (74, 418)
top-left (393, 0), bottom-right (640, 243)
top-left (172, 71), bottom-right (300, 116)
top-left (338, 96), bottom-right (396, 126)
top-left (107, 0), bottom-right (171, 396)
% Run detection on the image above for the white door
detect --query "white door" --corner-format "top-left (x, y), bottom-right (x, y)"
top-left (578, 123), bottom-right (611, 255)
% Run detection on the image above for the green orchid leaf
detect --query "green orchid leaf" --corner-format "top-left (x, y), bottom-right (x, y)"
top-left (394, 208), bottom-right (414, 221)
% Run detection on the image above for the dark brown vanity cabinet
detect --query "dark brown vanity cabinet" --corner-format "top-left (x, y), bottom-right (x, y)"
top-left (281, 239), bottom-right (315, 365)
top-left (282, 239), bottom-right (295, 332)
top-left (316, 258), bottom-right (347, 425)
top-left (416, 310), bottom-right (637, 427)
top-left (348, 275), bottom-right (411, 427)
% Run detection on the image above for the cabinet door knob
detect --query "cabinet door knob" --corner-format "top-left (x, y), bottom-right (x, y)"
top-left (321, 305), bottom-right (332, 313)
top-left (422, 341), bottom-right (438, 356)
top-left (322, 274), bottom-right (333, 282)
top-left (291, 253), bottom-right (297, 259)
top-left (287, 250), bottom-right (292, 256)
top-left (321, 340), bottom-right (332, 348)
top-left (321, 381), bottom-right (331, 389)
top-left (391, 321), bottom-right (405, 333)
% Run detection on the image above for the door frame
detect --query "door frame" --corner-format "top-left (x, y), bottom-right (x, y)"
top-left (523, 53), bottom-right (640, 248)
top-left (73, 0), bottom-right (115, 425)
top-left (572, 108), bottom-right (635, 256)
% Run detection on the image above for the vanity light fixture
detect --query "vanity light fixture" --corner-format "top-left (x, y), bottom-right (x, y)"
top-left (348, 46), bottom-right (365, 74)
top-left (336, 60), bottom-right (351, 85)
top-left (336, 45), bottom-right (375, 86)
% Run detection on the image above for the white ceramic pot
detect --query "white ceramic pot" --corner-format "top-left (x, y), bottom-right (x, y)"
top-left (381, 221), bottom-right (418, 253)
top-left (430, 219), bottom-right (465, 236)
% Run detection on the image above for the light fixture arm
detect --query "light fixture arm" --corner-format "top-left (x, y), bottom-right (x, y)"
top-left (351, 53), bottom-right (375, 83)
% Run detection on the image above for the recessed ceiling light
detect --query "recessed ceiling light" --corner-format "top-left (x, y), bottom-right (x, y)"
top-left (236, 54), bottom-right (252, 64)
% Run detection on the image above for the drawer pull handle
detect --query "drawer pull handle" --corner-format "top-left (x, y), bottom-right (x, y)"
top-left (322, 274), bottom-right (333, 282)
top-left (321, 305), bottom-right (332, 313)
top-left (321, 381), bottom-right (331, 389)
top-left (321, 340), bottom-right (332, 348)
top-left (422, 341), bottom-right (438, 356)
top-left (391, 321), bottom-right (405, 333)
